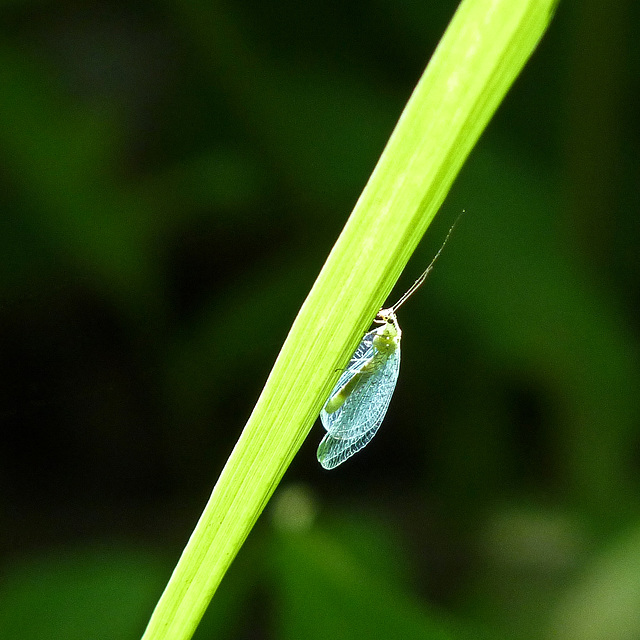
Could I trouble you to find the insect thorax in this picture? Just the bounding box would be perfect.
[372,313,401,356]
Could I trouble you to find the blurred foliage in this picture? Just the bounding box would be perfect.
[0,1,639,639]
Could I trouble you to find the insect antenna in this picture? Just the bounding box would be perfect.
[388,211,464,314]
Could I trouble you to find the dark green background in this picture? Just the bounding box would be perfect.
[1,1,639,639]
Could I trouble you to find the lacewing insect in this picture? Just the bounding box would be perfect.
[317,216,462,470]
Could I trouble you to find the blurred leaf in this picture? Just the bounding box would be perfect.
[168,0,401,209]
[270,524,494,640]
[466,503,588,639]
[0,44,160,317]
[0,541,260,640]
[0,545,166,640]
[440,146,640,519]
[546,521,640,640]
[161,249,316,438]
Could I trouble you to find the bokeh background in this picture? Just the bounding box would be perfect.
[1,1,639,639]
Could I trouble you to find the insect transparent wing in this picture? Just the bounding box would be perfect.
[320,331,375,438]
[317,425,379,470]
[321,339,399,439]
[318,347,400,469]
[327,330,376,396]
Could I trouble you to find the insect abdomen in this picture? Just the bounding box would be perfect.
[324,352,386,414]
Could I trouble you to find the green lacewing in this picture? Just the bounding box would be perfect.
[318,216,462,469]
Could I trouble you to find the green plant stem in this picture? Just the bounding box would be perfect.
[142,0,557,638]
